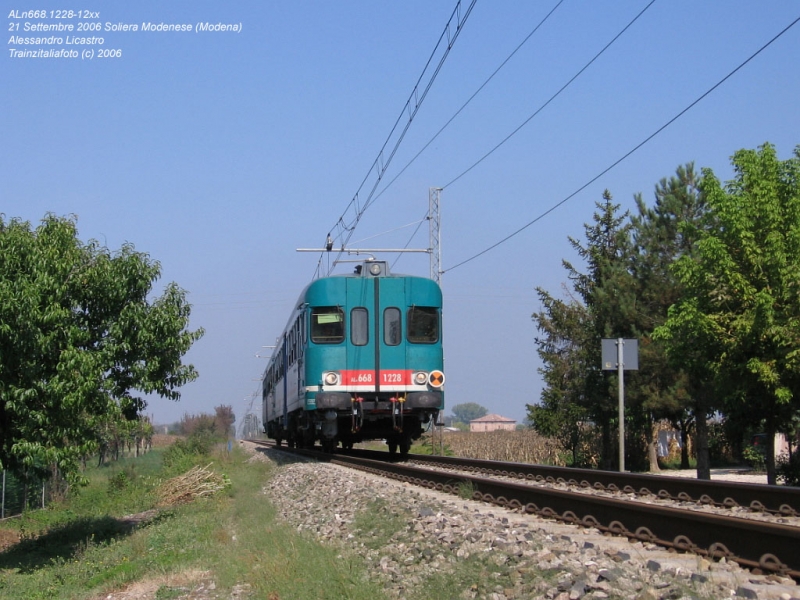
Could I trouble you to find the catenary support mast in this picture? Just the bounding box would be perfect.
[429,187,442,284]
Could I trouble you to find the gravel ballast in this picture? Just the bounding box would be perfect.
[244,443,800,600]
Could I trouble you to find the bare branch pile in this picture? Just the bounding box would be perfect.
[156,464,230,507]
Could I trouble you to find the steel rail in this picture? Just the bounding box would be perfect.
[344,448,800,516]
[316,452,800,579]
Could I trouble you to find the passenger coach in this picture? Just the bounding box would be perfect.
[262,260,444,454]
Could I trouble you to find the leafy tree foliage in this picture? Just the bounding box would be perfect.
[214,404,236,437]
[450,402,488,425]
[532,177,711,473]
[655,144,800,484]
[0,215,203,484]
[628,164,707,471]
[179,405,236,439]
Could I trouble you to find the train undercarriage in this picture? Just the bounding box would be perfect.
[266,393,441,455]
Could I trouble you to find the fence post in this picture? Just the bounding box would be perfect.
[2,470,5,519]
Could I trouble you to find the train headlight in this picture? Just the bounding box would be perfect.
[369,262,382,276]
[413,371,428,385]
[323,372,340,386]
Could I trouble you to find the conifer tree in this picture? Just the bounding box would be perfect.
[531,191,636,469]
[629,164,707,471]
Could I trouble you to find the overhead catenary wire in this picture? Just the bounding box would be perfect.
[350,218,429,246]
[390,210,431,270]
[314,0,477,278]
[443,13,800,274]
[392,0,646,272]
[370,0,565,208]
[442,0,656,191]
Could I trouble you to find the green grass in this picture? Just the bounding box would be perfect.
[658,456,697,470]
[419,555,511,600]
[0,442,747,600]
[0,445,388,600]
[351,498,408,549]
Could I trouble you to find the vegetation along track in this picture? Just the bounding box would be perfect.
[253,441,800,580]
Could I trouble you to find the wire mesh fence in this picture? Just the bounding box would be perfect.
[1,470,47,519]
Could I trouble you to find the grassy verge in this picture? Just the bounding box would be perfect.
[0,444,387,600]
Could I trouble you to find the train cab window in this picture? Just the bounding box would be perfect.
[407,306,439,343]
[384,307,401,346]
[310,307,344,343]
[350,307,369,346]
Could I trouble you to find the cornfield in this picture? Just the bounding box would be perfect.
[437,430,566,465]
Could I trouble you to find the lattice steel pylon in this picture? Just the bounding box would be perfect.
[429,187,442,284]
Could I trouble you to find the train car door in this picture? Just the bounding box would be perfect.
[377,277,407,389]
[345,277,376,390]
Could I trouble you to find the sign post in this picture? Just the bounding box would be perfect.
[601,338,638,472]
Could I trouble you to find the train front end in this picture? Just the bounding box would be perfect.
[305,260,443,454]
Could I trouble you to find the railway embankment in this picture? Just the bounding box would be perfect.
[247,441,800,600]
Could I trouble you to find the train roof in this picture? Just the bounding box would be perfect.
[303,259,436,288]
[263,260,440,362]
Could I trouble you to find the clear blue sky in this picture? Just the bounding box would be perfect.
[3,1,799,432]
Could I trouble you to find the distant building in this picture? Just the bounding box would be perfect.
[469,414,516,432]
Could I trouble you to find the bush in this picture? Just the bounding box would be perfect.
[107,471,130,493]
[777,451,800,486]
[107,464,139,494]
[742,444,766,472]
[161,432,217,473]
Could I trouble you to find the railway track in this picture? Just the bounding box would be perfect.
[355,449,800,517]
[252,441,800,580]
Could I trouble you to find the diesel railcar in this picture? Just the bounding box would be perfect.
[262,260,444,454]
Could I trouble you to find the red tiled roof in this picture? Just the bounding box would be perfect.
[470,414,516,423]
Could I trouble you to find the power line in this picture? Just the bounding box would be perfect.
[390,209,430,271]
[314,0,477,278]
[371,0,565,207]
[392,0,649,274]
[442,0,656,190]
[444,14,800,274]
[351,218,428,245]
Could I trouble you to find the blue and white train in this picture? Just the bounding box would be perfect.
[262,260,444,454]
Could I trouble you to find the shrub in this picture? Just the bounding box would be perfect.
[742,444,766,472]
[161,432,217,473]
[107,464,139,494]
[777,451,800,486]
[107,471,130,493]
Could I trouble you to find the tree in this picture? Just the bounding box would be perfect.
[215,404,236,438]
[0,215,204,484]
[561,191,637,469]
[655,144,800,484]
[629,164,707,471]
[450,402,488,425]
[527,289,594,466]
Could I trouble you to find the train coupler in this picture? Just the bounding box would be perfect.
[351,396,364,433]
[390,396,406,432]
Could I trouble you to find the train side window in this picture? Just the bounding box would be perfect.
[296,316,305,359]
[384,307,401,346]
[407,306,439,343]
[311,307,344,343]
[350,307,369,346]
